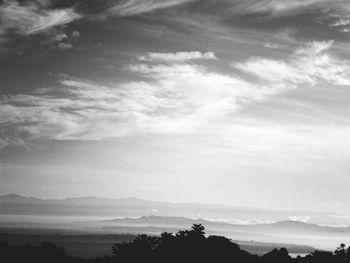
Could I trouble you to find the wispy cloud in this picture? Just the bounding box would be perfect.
[329,18,350,27]
[223,0,335,16]
[294,40,334,55]
[57,42,72,50]
[0,0,81,39]
[289,216,310,223]
[1,42,350,148]
[105,0,191,17]
[233,40,350,86]
[0,50,286,147]
[263,43,280,49]
[253,0,327,14]
[138,51,217,62]
[328,18,350,33]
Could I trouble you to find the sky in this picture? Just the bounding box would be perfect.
[0,0,350,214]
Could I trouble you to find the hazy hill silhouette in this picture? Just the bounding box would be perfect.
[0,194,343,226]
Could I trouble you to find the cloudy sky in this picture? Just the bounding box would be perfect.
[1,0,350,213]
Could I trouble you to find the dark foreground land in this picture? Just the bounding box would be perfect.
[0,228,314,258]
[1,224,349,263]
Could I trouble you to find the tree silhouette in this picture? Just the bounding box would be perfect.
[262,248,291,263]
[191,224,206,237]
[1,225,349,263]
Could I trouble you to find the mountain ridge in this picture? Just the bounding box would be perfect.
[100,215,350,230]
[1,194,349,229]
[0,194,339,214]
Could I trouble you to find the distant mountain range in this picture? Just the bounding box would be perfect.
[1,194,349,227]
[86,215,350,241]
[1,194,350,251]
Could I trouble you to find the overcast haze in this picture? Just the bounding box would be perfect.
[1,0,350,214]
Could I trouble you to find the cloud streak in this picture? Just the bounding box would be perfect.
[232,0,328,15]
[138,51,217,62]
[0,50,284,146]
[1,42,350,148]
[105,0,192,17]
